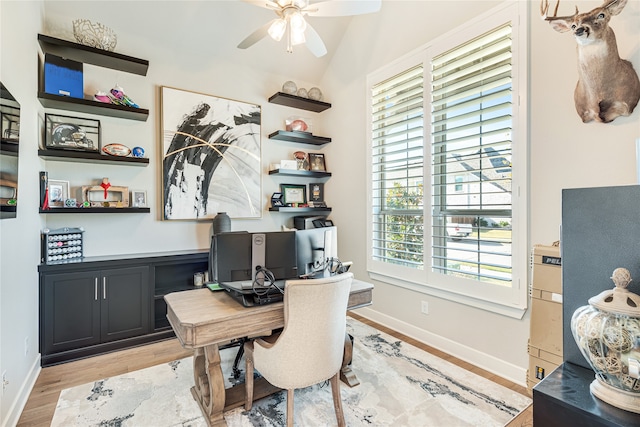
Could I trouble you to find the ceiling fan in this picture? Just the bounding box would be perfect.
[237,0,381,57]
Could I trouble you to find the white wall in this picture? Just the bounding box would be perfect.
[2,0,639,423]
[321,0,640,385]
[1,1,46,425]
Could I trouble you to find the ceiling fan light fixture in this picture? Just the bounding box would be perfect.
[268,18,287,42]
[289,11,307,32]
[291,28,306,46]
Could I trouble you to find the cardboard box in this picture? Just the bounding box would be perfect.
[528,340,562,365]
[528,352,560,384]
[532,244,561,294]
[529,295,563,356]
[43,54,83,99]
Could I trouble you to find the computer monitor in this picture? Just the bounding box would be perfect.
[261,231,298,280]
[209,230,298,283]
[295,226,338,278]
[209,231,252,283]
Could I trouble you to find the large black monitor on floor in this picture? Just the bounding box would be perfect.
[209,231,298,283]
[295,226,338,278]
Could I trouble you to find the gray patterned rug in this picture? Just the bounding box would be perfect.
[51,317,531,426]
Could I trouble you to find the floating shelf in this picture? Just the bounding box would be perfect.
[269,207,332,213]
[40,207,150,214]
[38,34,149,76]
[37,92,149,121]
[0,140,19,155]
[268,130,331,146]
[268,92,331,113]
[269,169,331,178]
[38,149,149,166]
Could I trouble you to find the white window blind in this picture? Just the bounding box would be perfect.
[371,65,425,268]
[431,23,513,286]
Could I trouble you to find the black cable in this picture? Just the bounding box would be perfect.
[252,266,284,295]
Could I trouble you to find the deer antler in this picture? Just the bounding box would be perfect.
[540,0,579,21]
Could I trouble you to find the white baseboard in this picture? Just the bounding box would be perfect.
[2,354,41,427]
[354,307,528,387]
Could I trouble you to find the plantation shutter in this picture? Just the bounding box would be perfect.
[371,65,425,268]
[431,23,513,284]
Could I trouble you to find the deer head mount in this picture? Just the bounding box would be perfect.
[541,0,640,123]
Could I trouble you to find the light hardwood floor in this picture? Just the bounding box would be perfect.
[17,312,532,426]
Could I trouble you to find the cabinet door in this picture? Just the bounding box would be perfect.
[100,266,150,342]
[42,271,101,355]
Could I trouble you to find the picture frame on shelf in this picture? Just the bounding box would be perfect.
[309,153,326,171]
[281,184,306,206]
[132,190,147,207]
[48,179,69,208]
[44,113,100,153]
[309,183,324,203]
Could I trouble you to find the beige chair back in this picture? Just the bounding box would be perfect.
[252,272,353,390]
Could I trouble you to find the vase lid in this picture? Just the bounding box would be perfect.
[588,267,640,316]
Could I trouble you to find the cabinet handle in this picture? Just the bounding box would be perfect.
[103,277,107,299]
[94,278,98,301]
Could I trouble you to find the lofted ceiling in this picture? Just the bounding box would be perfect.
[41,0,357,83]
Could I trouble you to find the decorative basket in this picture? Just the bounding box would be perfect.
[72,19,117,51]
[571,267,640,414]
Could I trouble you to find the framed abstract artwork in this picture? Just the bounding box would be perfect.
[160,86,262,220]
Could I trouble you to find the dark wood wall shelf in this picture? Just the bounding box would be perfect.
[268,92,331,112]
[268,130,331,146]
[269,169,331,178]
[38,149,149,166]
[269,207,332,213]
[38,34,149,76]
[37,92,149,121]
[0,141,19,155]
[40,207,150,214]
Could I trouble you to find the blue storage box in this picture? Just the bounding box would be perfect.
[44,54,83,99]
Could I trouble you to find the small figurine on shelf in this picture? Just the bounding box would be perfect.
[100,177,111,199]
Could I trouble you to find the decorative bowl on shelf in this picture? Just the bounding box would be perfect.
[571,267,640,414]
[72,19,117,51]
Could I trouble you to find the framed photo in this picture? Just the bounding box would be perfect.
[309,153,326,171]
[44,113,100,152]
[281,184,306,205]
[132,190,147,207]
[161,86,262,220]
[308,183,324,202]
[48,179,69,208]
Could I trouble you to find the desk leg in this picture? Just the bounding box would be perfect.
[191,345,227,427]
[340,333,360,387]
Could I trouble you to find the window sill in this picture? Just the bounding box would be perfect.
[368,271,527,320]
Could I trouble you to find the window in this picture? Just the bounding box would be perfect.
[367,2,527,317]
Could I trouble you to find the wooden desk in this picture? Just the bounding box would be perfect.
[165,279,373,427]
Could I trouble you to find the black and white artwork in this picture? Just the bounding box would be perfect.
[161,87,261,220]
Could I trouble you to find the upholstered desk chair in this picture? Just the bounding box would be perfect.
[244,272,353,427]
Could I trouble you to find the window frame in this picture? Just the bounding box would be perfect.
[366,1,528,318]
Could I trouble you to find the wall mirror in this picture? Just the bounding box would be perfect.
[0,82,20,219]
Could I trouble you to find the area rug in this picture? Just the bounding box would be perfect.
[51,317,531,426]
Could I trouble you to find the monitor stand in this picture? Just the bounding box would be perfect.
[251,233,266,284]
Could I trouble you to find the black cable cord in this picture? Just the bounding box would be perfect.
[252,266,284,295]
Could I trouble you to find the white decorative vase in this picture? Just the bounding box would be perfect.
[570,267,640,414]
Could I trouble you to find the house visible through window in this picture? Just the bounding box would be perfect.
[366,2,527,316]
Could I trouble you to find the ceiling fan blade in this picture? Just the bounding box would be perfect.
[241,0,280,10]
[304,23,327,57]
[237,19,278,49]
[305,0,381,17]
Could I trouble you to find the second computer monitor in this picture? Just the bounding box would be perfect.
[295,226,338,278]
